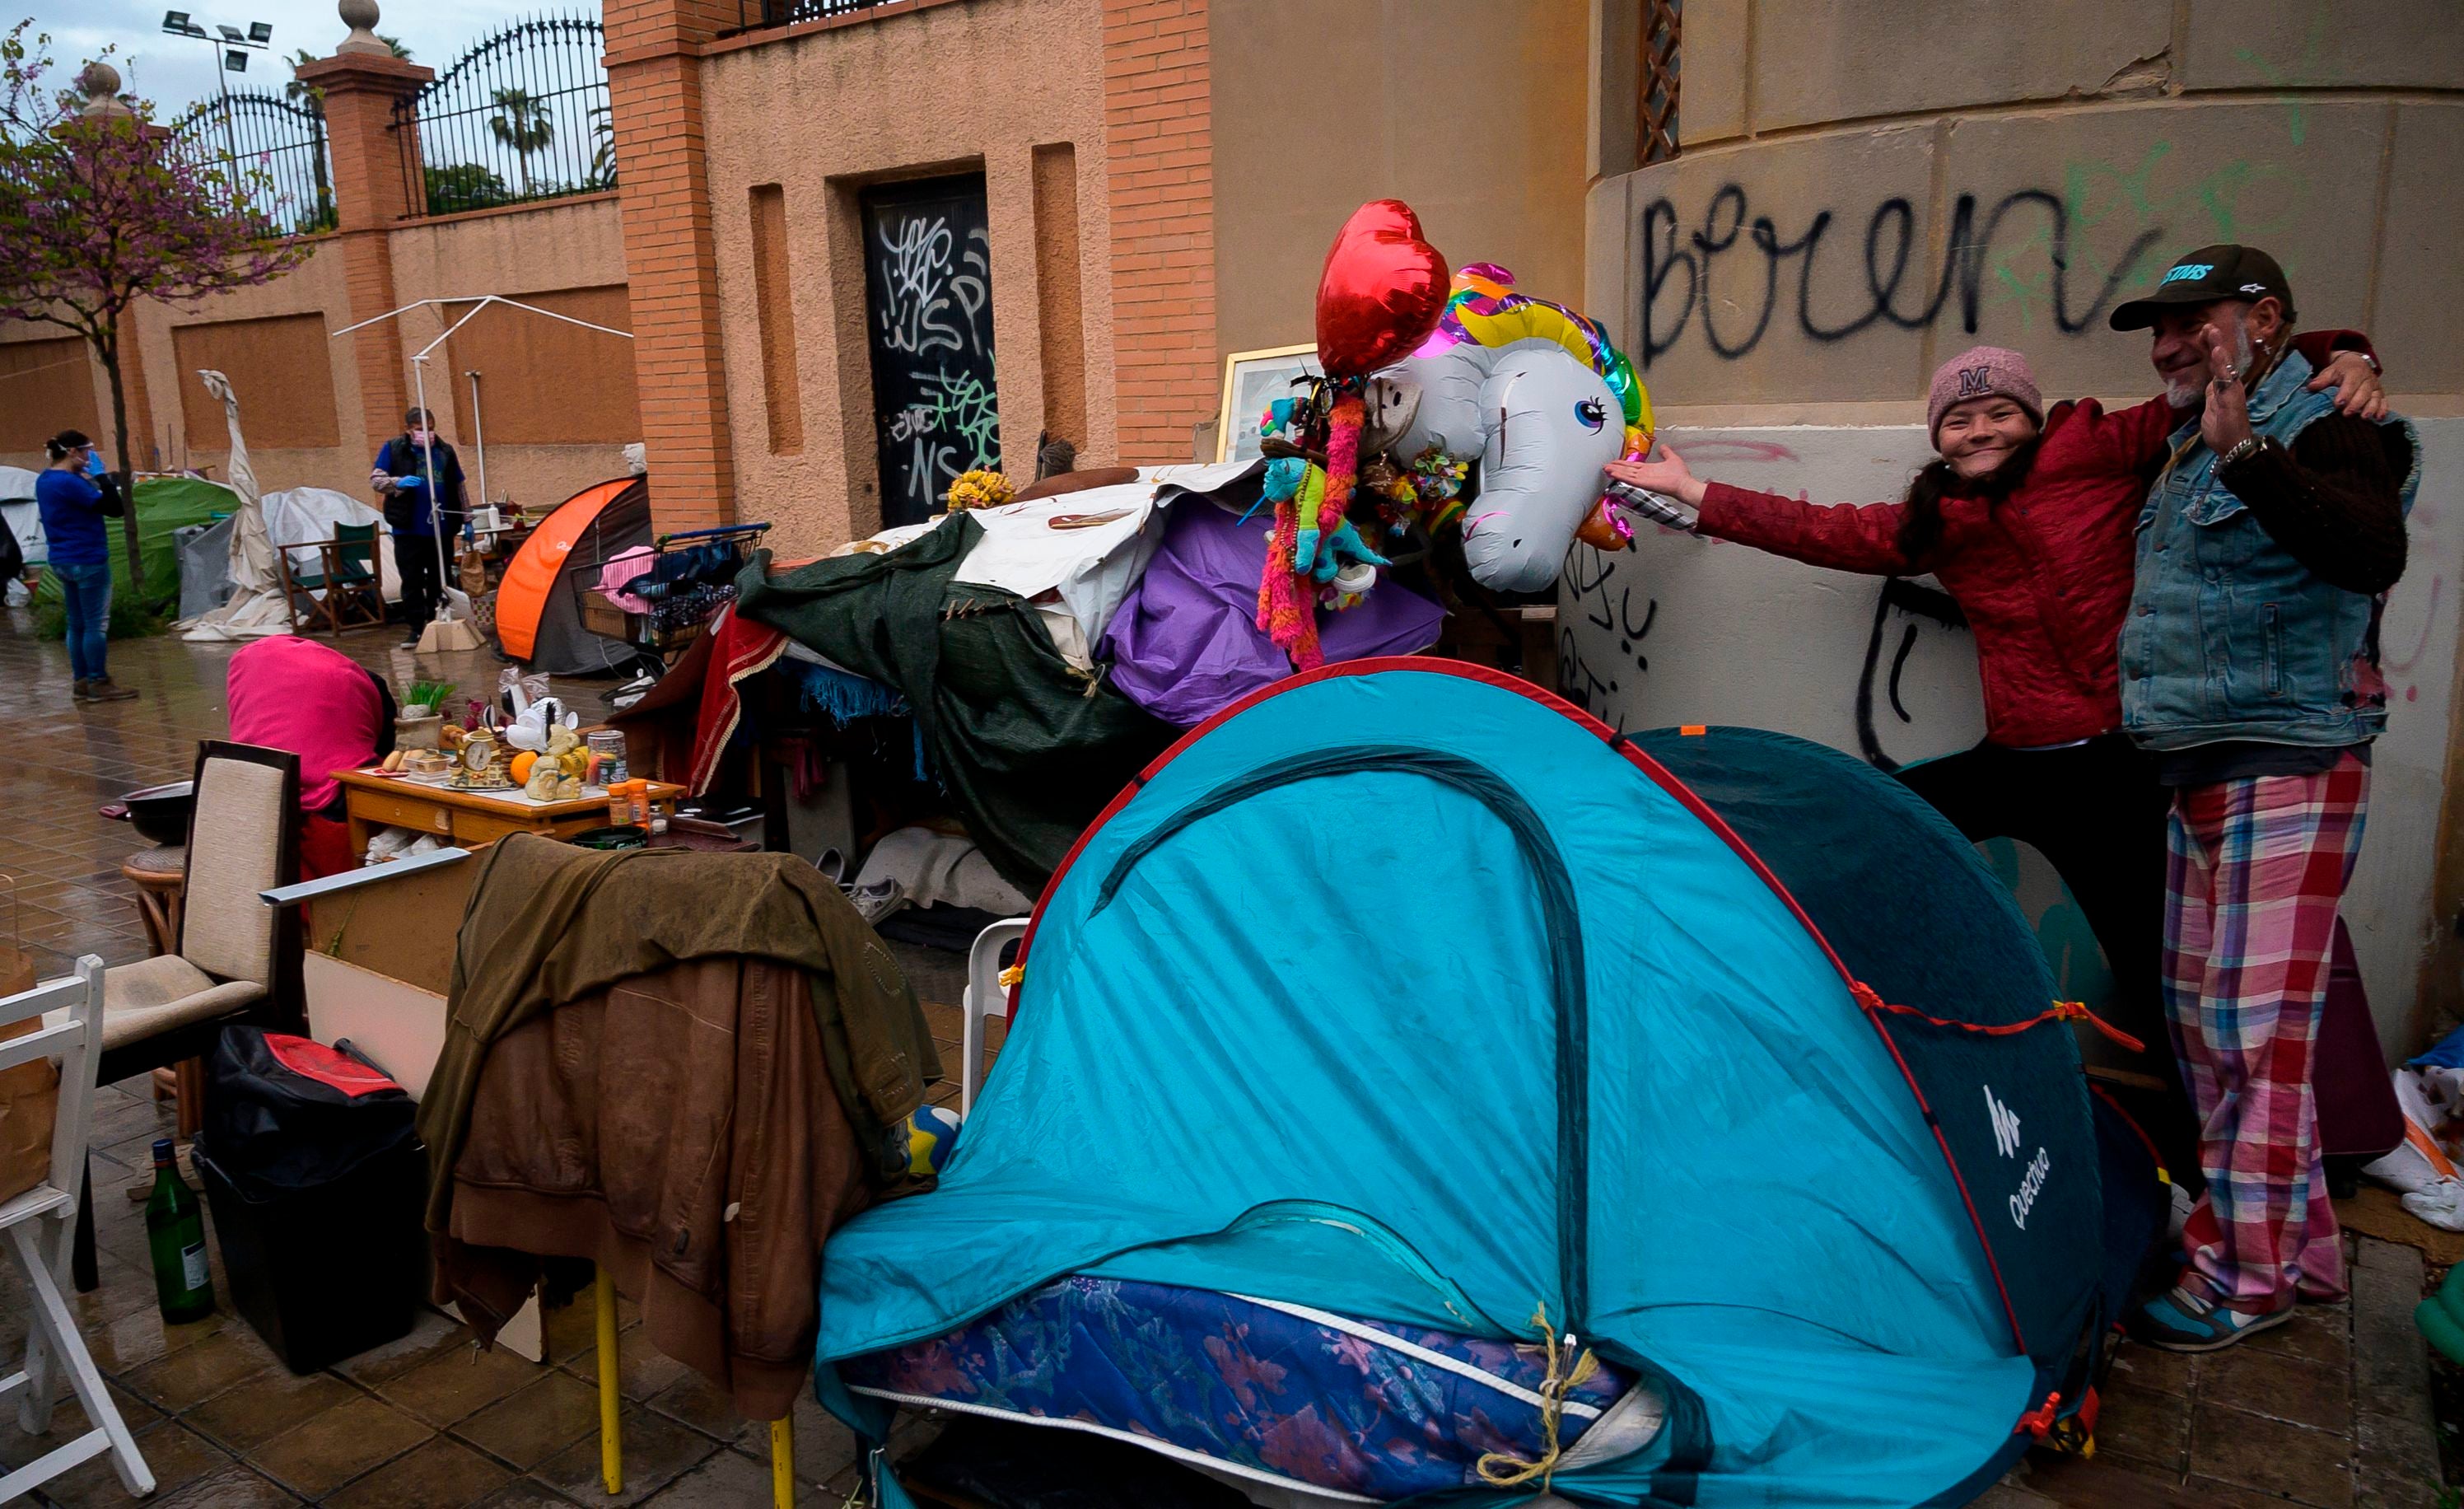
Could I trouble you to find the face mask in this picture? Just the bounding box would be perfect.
[408,428,435,447]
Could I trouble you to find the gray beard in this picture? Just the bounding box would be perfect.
[2164,323,2257,409]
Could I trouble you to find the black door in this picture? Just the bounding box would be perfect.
[861,174,999,527]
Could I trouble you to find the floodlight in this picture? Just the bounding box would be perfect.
[215,23,243,40]
[224,49,247,71]
[162,11,190,28]
[246,21,270,41]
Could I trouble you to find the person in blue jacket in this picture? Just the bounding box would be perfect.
[36,429,137,703]
[370,407,468,647]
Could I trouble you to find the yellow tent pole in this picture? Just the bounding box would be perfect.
[770,1416,795,1507]
[595,1267,623,1494]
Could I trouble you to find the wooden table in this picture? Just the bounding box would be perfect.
[334,768,687,857]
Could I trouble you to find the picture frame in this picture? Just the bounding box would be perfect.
[1215,343,1323,464]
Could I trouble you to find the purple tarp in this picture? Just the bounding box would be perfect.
[1099,501,1446,726]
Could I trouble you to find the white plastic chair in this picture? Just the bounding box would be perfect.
[0,956,155,1502]
[959,918,1029,1115]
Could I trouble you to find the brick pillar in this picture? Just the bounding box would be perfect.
[1102,0,1216,465]
[604,0,738,530]
[295,44,432,455]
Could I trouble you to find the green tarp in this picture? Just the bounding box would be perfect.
[35,475,237,610]
[735,514,1174,895]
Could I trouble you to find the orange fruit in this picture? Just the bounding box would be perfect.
[510,750,537,784]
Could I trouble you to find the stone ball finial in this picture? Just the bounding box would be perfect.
[76,60,131,117]
[336,0,388,55]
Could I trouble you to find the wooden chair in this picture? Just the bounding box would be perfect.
[72,741,303,1292]
[0,958,156,1501]
[276,525,385,636]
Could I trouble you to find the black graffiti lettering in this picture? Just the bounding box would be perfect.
[1855,578,1969,771]
[1638,185,2167,367]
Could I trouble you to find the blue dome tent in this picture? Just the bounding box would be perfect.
[815,661,2160,1507]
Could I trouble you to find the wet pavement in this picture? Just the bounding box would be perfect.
[0,613,2439,1507]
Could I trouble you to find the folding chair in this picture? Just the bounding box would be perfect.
[0,957,155,1502]
[959,918,1029,1115]
[320,523,386,633]
[275,527,384,636]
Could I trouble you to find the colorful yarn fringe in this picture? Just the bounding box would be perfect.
[1256,391,1365,670]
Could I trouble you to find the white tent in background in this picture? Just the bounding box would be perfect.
[2,465,40,607]
[178,369,396,640]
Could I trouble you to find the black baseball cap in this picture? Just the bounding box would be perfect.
[2109,244,2297,330]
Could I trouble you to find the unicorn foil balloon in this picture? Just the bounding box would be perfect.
[1379,264,1654,592]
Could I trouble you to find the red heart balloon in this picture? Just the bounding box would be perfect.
[1314,200,1450,379]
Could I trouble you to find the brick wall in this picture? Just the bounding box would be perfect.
[605,0,743,530]
[1102,0,1216,465]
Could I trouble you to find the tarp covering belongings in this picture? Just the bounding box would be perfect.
[814,662,2160,1507]
[496,475,651,673]
[735,512,1176,895]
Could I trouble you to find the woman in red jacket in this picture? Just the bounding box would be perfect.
[1604,337,2382,1174]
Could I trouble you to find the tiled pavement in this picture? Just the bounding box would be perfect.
[0,614,2443,1507]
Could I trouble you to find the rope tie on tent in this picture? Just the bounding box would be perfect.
[1474,1305,1598,1490]
[1849,983,2144,1054]
[997,964,1023,989]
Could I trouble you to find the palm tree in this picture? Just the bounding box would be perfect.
[487,86,553,196]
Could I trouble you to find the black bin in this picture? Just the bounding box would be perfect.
[194,1028,426,1375]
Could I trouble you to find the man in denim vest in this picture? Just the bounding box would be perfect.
[2112,246,2420,1351]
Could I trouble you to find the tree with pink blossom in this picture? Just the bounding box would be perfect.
[0,20,310,586]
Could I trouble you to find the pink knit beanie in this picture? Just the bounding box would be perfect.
[1928,346,2043,446]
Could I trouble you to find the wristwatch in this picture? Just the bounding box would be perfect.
[2218,435,2266,471]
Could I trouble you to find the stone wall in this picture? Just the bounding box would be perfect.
[1585,0,2464,420]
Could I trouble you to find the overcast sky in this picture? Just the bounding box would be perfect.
[28,0,578,119]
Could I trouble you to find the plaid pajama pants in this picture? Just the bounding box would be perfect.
[2163,752,2369,1310]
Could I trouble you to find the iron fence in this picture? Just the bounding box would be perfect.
[168,89,335,237]
[727,0,896,36]
[394,14,613,218]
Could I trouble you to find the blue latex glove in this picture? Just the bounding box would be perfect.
[1309,518,1388,584]
[83,451,105,479]
[393,474,426,491]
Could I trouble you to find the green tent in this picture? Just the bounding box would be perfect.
[35,476,238,611]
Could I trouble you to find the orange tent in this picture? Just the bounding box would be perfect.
[494,475,651,670]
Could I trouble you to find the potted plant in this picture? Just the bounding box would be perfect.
[395,680,455,750]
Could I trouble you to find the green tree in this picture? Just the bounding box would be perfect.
[1,23,309,585]
[487,86,551,195]
[422,160,507,216]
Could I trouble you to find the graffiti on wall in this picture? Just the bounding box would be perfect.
[861,175,999,526]
[1634,145,2306,367]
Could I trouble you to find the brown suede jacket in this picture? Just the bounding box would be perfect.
[423,835,940,1420]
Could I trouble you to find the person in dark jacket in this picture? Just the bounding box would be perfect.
[2115,247,2420,1352]
[1604,334,2383,1185]
[371,407,469,647]
[36,428,138,703]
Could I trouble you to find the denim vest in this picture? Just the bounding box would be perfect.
[2119,351,2421,750]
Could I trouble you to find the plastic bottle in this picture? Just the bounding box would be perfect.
[144,1138,215,1324]
[608,785,632,827]
[628,781,651,827]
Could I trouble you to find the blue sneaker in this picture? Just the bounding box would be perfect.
[2130,1283,2294,1352]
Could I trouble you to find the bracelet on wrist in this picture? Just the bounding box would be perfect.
[2219,435,2265,470]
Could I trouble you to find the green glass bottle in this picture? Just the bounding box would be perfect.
[143,1138,215,1324]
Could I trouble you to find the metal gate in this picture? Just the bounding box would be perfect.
[860,174,998,528]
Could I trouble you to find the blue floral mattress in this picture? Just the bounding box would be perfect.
[838,1274,1640,1502]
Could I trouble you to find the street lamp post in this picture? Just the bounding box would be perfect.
[160,11,272,169]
